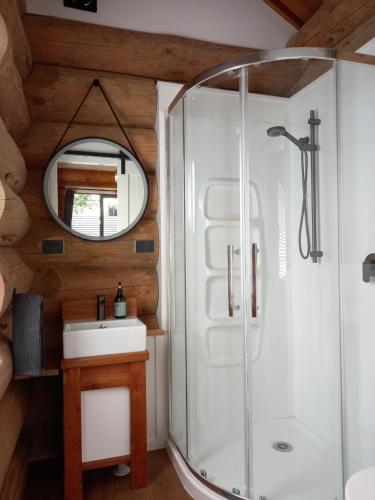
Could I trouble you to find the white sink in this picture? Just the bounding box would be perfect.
[63,317,147,359]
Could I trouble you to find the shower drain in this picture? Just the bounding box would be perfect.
[272,441,294,452]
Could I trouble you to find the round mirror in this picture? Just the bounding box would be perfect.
[43,138,149,241]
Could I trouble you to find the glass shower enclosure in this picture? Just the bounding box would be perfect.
[167,48,343,500]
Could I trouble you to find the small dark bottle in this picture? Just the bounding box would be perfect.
[114,282,126,319]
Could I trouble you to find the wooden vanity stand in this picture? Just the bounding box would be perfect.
[61,298,149,500]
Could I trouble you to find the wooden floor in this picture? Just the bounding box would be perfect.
[24,450,192,500]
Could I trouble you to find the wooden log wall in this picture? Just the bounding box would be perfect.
[0,12,29,140]
[0,0,32,78]
[15,63,159,347]
[0,116,27,193]
[0,1,33,498]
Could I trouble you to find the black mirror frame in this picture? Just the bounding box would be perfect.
[43,137,149,242]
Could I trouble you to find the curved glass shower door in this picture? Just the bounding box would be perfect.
[168,50,344,500]
[246,59,343,500]
[184,81,249,497]
[169,74,250,497]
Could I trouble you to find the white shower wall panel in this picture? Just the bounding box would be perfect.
[184,87,293,443]
[247,95,293,423]
[184,89,243,431]
[288,68,342,449]
[338,60,375,476]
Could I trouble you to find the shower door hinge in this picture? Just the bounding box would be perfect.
[200,469,207,479]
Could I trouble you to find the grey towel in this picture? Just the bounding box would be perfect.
[12,293,44,376]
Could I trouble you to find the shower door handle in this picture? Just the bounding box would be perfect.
[251,243,258,318]
[227,244,235,317]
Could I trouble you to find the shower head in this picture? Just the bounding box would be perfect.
[267,126,286,137]
[267,125,307,150]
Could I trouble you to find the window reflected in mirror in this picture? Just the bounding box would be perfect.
[44,138,148,241]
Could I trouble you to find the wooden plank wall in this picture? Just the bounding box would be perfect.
[15,63,159,346]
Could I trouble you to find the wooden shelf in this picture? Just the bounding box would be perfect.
[13,348,60,380]
[61,350,149,370]
[147,328,164,337]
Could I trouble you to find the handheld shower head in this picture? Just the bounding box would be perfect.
[267,126,287,137]
[267,125,307,150]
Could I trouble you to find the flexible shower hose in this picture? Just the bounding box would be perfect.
[298,149,311,259]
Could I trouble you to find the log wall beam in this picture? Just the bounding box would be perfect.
[0,0,32,79]
[0,179,30,245]
[19,122,157,174]
[24,64,156,129]
[0,248,34,318]
[0,116,27,193]
[23,14,256,83]
[0,14,30,140]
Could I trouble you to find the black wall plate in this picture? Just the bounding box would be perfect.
[63,0,97,13]
[135,240,154,253]
[42,240,64,254]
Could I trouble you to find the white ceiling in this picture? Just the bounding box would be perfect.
[25,0,295,49]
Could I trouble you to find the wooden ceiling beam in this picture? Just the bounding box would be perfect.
[263,0,322,29]
[263,0,304,29]
[23,14,256,84]
[287,0,375,51]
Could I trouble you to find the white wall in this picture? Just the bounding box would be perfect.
[146,335,168,450]
[287,68,342,450]
[339,60,375,477]
[151,82,184,454]
[156,82,182,331]
[26,0,295,50]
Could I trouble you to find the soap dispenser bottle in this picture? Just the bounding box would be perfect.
[114,282,126,319]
